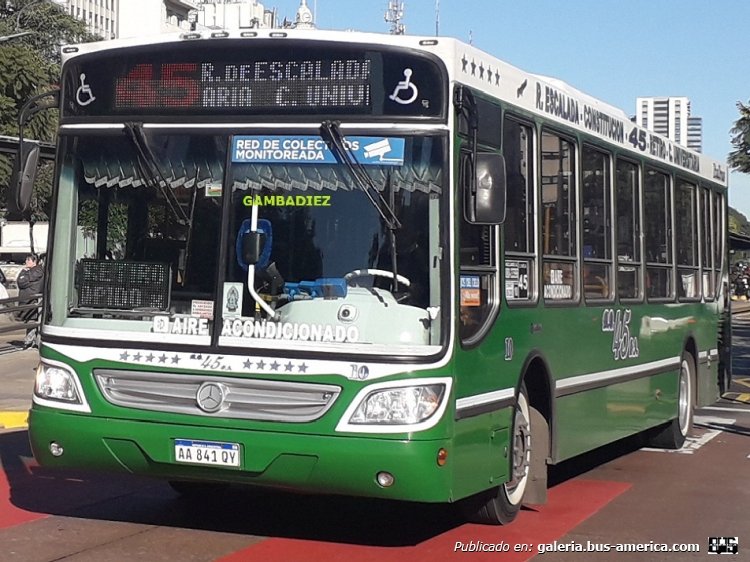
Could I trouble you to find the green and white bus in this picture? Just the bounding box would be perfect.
[23,29,729,524]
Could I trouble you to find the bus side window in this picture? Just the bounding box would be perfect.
[675,178,699,300]
[581,145,612,301]
[644,167,673,299]
[459,149,498,344]
[615,159,642,300]
[541,130,577,302]
[503,117,535,303]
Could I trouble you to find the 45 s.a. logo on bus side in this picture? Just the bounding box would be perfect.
[601,309,640,361]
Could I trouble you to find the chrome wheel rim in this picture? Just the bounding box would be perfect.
[504,392,530,505]
[678,359,690,436]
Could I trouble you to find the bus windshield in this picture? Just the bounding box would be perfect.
[48,129,446,356]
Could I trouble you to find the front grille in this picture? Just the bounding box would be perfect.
[94,369,340,422]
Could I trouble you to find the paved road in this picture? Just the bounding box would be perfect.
[0,309,748,561]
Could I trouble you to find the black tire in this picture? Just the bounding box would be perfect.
[647,351,694,449]
[466,384,531,525]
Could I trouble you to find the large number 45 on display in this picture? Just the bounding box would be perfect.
[115,63,200,108]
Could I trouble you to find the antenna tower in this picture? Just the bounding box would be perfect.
[385,1,405,35]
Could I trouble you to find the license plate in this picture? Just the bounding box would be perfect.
[174,439,241,468]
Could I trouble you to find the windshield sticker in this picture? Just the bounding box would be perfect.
[191,299,214,320]
[460,275,481,307]
[222,283,244,317]
[221,317,359,343]
[232,136,405,166]
[205,181,222,198]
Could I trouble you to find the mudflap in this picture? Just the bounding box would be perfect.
[524,406,549,505]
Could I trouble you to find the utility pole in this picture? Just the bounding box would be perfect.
[435,0,439,36]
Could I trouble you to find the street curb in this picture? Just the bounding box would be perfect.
[0,412,28,429]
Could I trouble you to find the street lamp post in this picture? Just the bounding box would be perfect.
[0,31,33,43]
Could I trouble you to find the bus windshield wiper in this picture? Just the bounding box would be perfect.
[320,121,401,231]
[320,121,402,291]
[123,122,190,226]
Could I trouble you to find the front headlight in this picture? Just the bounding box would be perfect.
[350,384,445,425]
[336,377,452,433]
[33,361,89,411]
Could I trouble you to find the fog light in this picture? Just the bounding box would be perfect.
[49,442,64,457]
[376,471,395,488]
[437,447,448,466]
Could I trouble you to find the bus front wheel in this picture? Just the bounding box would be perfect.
[466,384,532,525]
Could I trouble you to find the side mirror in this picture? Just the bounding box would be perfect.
[464,152,506,225]
[235,218,273,271]
[9,141,40,214]
[241,231,264,265]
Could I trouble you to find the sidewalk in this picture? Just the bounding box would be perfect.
[0,302,31,352]
[0,348,38,430]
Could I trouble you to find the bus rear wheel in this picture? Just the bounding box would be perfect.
[647,351,694,449]
[467,384,531,525]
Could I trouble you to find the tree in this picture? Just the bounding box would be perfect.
[729,99,750,174]
[0,0,97,219]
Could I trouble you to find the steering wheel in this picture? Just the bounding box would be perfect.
[344,269,412,288]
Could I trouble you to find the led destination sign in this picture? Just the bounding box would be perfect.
[115,58,373,111]
[62,40,445,120]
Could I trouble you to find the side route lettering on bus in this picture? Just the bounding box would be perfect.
[533,81,702,176]
[601,309,640,360]
[535,83,580,125]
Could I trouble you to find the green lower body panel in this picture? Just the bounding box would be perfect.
[29,408,454,503]
[555,370,679,461]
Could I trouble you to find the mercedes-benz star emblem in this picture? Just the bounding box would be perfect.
[196,382,226,413]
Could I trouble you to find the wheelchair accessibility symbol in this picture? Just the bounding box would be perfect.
[76,73,96,107]
[389,68,418,105]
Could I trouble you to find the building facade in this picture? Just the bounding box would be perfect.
[635,96,703,153]
[56,0,200,39]
[55,1,314,39]
[197,0,277,30]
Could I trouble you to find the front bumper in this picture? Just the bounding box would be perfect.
[28,408,454,503]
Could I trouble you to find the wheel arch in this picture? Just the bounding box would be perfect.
[681,333,698,406]
[514,351,554,504]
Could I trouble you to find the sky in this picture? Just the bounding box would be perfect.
[269,0,750,215]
